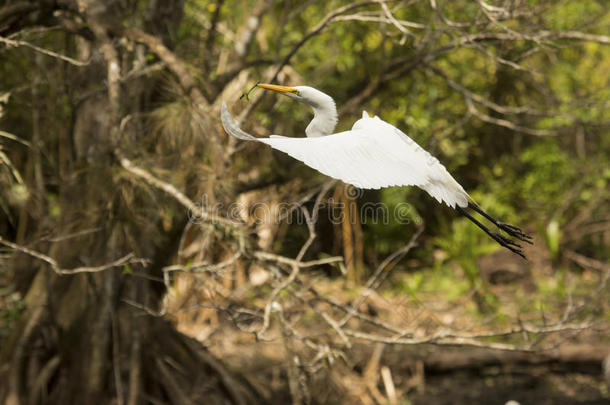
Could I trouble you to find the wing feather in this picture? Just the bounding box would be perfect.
[221,102,469,207]
[259,130,430,190]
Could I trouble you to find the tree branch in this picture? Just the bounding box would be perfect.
[0,35,89,66]
[0,236,147,275]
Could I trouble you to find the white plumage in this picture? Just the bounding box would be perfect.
[223,106,468,207]
[221,83,532,258]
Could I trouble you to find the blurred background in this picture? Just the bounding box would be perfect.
[0,0,609,404]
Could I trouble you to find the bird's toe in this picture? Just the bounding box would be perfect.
[497,222,533,244]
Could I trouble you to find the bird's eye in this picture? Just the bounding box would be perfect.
[291,90,300,95]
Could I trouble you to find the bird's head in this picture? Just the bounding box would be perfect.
[257,83,334,110]
[256,83,338,137]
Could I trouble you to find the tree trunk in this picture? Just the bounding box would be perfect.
[0,1,260,404]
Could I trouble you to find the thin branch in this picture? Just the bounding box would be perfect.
[339,227,423,327]
[0,236,146,275]
[232,0,273,58]
[253,251,343,268]
[256,186,331,340]
[270,0,379,82]
[426,64,547,115]
[333,13,425,29]
[257,261,300,340]
[116,150,242,230]
[0,35,89,66]
[204,0,225,59]
[565,250,610,273]
[122,298,165,317]
[117,27,210,107]
[343,329,527,351]
[457,30,610,46]
[238,0,380,122]
[465,99,555,136]
[0,129,31,147]
[375,0,415,42]
[540,30,610,45]
[342,320,599,351]
[163,252,242,274]
[0,149,25,183]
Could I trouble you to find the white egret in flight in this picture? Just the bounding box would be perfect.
[221,83,532,258]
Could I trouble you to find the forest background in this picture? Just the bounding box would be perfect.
[0,0,609,404]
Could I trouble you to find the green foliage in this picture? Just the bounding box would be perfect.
[215,0,610,308]
[0,295,25,342]
[543,219,562,260]
[1,0,608,336]
[364,187,422,257]
[433,218,500,312]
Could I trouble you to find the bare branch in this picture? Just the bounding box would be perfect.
[269,0,380,83]
[426,64,546,115]
[341,319,599,351]
[233,0,273,58]
[253,251,343,268]
[0,129,30,147]
[465,99,555,136]
[0,35,89,66]
[163,252,243,274]
[375,0,415,43]
[0,236,146,275]
[565,250,610,273]
[0,149,25,184]
[458,30,610,46]
[334,13,425,30]
[116,150,242,230]
[256,185,332,340]
[339,227,423,327]
[540,30,610,45]
[117,27,210,107]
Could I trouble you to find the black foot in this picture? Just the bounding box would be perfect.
[467,202,533,246]
[457,206,529,259]
[490,231,526,259]
[496,221,533,244]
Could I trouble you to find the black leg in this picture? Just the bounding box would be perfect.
[468,202,533,244]
[457,206,526,259]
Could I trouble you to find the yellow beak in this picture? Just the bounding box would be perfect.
[257,83,298,94]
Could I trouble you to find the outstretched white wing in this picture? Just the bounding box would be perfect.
[221,102,469,207]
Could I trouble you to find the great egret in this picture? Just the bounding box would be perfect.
[221,83,532,258]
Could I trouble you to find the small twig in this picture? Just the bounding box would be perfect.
[116,150,242,230]
[121,61,165,82]
[0,149,25,183]
[343,329,527,351]
[316,306,352,348]
[257,262,300,340]
[122,298,165,317]
[253,251,343,268]
[239,81,260,101]
[380,366,397,405]
[426,64,546,116]
[565,250,610,273]
[0,35,89,66]
[0,130,31,147]
[0,236,146,275]
[465,99,555,136]
[45,227,102,242]
[339,227,423,327]
[163,252,242,273]
[256,195,328,339]
[376,0,414,43]
[239,0,380,122]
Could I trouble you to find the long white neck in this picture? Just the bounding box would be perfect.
[304,94,338,138]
